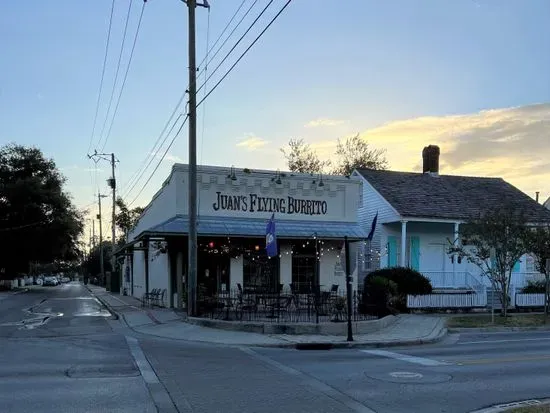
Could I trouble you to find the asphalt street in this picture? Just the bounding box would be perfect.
[0,283,158,413]
[2,283,550,413]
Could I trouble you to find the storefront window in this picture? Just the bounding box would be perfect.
[243,254,279,293]
[292,255,316,293]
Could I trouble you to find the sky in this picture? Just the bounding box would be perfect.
[1,0,549,239]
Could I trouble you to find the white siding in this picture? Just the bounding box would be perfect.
[129,175,178,241]
[132,248,146,299]
[352,171,401,281]
[149,250,170,307]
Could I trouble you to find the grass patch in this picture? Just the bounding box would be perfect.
[447,314,549,328]
[509,404,550,412]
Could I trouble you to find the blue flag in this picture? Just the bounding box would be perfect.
[367,212,378,241]
[265,213,277,257]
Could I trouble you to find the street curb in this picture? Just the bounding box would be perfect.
[470,398,550,412]
[130,324,448,350]
[267,327,449,350]
[85,286,119,321]
[449,326,550,333]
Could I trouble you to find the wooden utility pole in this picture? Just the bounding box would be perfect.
[97,192,108,283]
[183,0,209,316]
[109,153,117,278]
[88,151,118,287]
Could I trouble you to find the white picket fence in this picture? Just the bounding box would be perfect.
[407,293,487,309]
[515,293,545,308]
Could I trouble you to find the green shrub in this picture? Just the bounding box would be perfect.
[521,280,546,294]
[361,267,433,313]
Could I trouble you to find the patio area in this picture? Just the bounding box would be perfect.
[195,283,376,324]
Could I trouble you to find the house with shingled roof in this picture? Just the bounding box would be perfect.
[351,145,550,292]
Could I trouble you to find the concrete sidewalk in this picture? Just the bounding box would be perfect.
[86,284,447,348]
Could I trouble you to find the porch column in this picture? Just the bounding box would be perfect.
[400,220,407,267]
[453,222,460,284]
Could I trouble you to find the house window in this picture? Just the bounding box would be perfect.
[526,254,535,272]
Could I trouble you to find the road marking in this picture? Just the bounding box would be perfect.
[240,347,376,413]
[453,354,550,366]
[125,336,159,384]
[458,337,550,345]
[361,349,450,366]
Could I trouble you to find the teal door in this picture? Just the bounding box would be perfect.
[512,258,521,272]
[410,236,420,271]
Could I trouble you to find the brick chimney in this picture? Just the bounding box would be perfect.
[422,145,440,175]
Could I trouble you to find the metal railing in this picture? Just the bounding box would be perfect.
[422,271,484,291]
[196,288,377,323]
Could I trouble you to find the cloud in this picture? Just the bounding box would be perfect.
[149,151,184,163]
[236,135,269,151]
[164,154,184,163]
[304,118,346,128]
[310,103,550,200]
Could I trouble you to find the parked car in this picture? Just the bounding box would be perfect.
[61,277,70,283]
[43,276,58,286]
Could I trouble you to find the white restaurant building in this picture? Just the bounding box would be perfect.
[119,164,369,307]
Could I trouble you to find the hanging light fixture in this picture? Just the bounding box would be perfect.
[228,165,237,181]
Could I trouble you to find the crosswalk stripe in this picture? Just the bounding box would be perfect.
[361,349,451,366]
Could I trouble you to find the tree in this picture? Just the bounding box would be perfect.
[0,144,84,276]
[525,225,550,316]
[332,134,388,175]
[449,208,529,317]
[280,135,388,176]
[280,138,329,174]
[115,197,143,243]
[81,241,112,280]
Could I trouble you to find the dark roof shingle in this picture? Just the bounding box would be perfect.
[356,169,550,222]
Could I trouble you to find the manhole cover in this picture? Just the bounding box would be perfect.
[390,371,423,379]
[365,370,453,384]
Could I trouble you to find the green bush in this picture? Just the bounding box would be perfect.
[361,267,433,314]
[521,280,546,294]
[359,276,398,317]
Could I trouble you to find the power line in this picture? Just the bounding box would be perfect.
[101,0,148,153]
[123,0,288,206]
[120,1,253,198]
[128,115,189,207]
[197,0,293,108]
[96,0,134,151]
[196,0,250,76]
[196,0,273,96]
[199,6,211,165]
[119,95,185,198]
[122,0,258,196]
[87,0,116,155]
[122,108,187,201]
